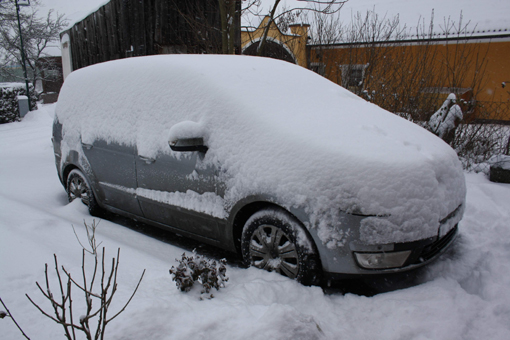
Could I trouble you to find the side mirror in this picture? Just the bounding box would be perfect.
[169,137,208,153]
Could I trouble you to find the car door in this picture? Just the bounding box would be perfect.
[135,148,223,240]
[81,139,143,216]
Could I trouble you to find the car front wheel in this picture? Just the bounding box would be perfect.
[241,208,321,285]
[66,169,101,216]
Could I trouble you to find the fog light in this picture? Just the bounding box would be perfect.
[354,250,412,269]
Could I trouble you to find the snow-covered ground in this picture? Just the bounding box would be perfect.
[1,105,510,339]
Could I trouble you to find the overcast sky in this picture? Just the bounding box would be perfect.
[36,0,510,31]
[37,0,108,27]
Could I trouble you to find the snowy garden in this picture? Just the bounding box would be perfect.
[1,0,509,338]
[1,104,510,339]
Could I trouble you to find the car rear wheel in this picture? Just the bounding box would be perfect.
[241,208,321,285]
[67,169,101,216]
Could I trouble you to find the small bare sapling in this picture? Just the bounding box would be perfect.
[26,220,145,340]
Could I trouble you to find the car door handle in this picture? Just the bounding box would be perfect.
[139,156,156,164]
[82,143,93,150]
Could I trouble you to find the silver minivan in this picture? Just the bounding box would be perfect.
[53,55,466,284]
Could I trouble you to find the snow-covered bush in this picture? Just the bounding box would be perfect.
[423,94,509,171]
[452,103,510,171]
[428,93,463,143]
[0,83,37,124]
[170,252,228,298]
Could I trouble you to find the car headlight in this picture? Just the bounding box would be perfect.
[354,250,412,269]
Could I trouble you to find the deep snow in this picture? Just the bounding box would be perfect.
[1,106,510,339]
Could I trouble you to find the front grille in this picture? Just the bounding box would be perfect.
[416,225,458,263]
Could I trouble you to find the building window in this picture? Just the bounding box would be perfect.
[310,62,325,76]
[44,69,61,80]
[340,64,367,90]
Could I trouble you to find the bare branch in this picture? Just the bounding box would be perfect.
[0,0,68,88]
[0,297,31,340]
[26,247,144,340]
[106,269,146,324]
[26,294,62,324]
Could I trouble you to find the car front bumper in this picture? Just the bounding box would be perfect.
[308,204,463,277]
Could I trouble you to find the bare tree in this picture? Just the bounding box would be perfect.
[0,0,67,88]
[170,0,341,56]
[308,9,507,169]
[309,11,440,119]
[309,10,493,119]
[243,0,346,57]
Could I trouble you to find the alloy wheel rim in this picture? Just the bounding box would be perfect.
[249,224,299,278]
[69,177,90,206]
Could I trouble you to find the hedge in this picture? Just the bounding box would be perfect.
[0,83,38,124]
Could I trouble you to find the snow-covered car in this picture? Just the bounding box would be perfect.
[52,55,466,284]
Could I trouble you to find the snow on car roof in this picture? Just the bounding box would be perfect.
[56,55,465,246]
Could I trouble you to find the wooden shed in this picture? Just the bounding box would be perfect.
[60,0,241,79]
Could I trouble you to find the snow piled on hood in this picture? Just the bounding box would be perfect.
[56,55,465,244]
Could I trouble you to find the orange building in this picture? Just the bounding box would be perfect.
[241,15,509,122]
[308,33,510,122]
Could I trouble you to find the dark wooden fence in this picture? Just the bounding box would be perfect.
[62,0,241,72]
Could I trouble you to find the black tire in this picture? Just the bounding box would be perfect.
[241,208,322,285]
[66,169,102,217]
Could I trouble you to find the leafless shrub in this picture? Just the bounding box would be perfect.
[26,249,145,340]
[26,221,145,340]
[72,220,103,256]
[425,95,509,170]
[453,102,510,171]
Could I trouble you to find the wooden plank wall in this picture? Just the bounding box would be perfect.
[63,0,241,72]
